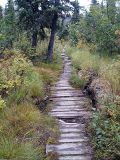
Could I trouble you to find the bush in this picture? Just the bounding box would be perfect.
[14,34,33,57]
[91,103,120,159]
[0,50,45,105]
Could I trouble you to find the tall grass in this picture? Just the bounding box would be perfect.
[0,39,62,159]
[66,43,120,159]
[0,103,59,159]
[0,138,39,160]
[66,45,120,94]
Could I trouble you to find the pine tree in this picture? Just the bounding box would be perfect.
[47,0,72,61]
[0,6,3,20]
[15,0,47,48]
[4,0,16,48]
[71,0,80,23]
[0,6,3,32]
[106,0,116,24]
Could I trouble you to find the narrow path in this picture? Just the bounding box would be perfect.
[46,52,93,160]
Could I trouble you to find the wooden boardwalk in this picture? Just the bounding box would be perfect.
[46,53,93,160]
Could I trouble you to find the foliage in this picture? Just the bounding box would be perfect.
[0,49,44,104]
[3,0,16,48]
[0,34,62,159]
[67,44,120,93]
[67,43,120,160]
[91,103,120,159]
[68,23,81,46]
[68,0,120,54]
[14,34,32,56]
[15,0,48,48]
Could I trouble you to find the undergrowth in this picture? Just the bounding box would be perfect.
[66,43,120,160]
[91,103,120,159]
[0,40,62,159]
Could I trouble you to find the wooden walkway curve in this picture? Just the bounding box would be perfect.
[46,52,93,160]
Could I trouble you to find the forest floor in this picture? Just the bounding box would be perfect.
[46,51,93,160]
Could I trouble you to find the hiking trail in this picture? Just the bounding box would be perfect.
[46,51,93,160]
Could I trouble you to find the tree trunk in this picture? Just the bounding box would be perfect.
[31,30,38,48]
[47,12,58,62]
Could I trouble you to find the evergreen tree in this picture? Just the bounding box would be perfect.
[71,0,80,23]
[0,6,3,20]
[15,0,47,48]
[47,0,72,61]
[106,0,116,24]
[0,6,3,32]
[4,0,16,48]
[0,6,4,54]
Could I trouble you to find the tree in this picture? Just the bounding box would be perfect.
[68,1,119,54]
[15,0,47,48]
[0,6,3,32]
[71,0,80,23]
[4,0,16,48]
[106,0,116,24]
[47,0,72,61]
[47,0,59,61]
[0,6,4,54]
[0,6,3,20]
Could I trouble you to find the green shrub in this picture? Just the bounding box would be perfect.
[91,103,120,159]
[0,50,45,105]
[14,34,33,57]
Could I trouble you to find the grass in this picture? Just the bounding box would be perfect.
[0,138,39,160]
[0,39,62,159]
[66,43,120,160]
[0,103,59,160]
[66,45,120,94]
[69,72,86,89]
